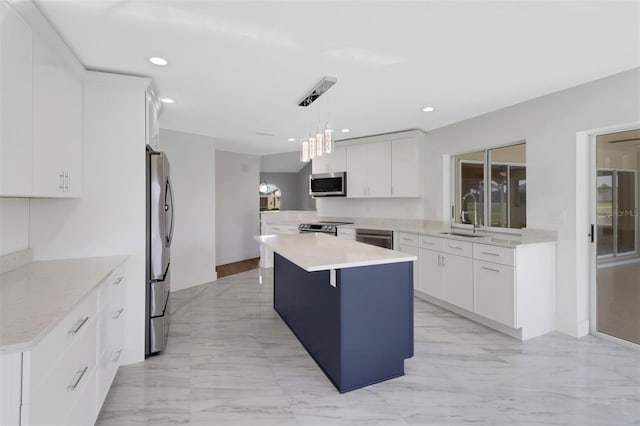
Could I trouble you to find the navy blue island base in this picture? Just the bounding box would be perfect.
[273,253,414,393]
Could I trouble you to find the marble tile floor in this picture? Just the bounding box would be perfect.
[96,268,640,426]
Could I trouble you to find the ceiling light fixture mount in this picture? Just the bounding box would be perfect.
[298,76,337,107]
[422,106,435,112]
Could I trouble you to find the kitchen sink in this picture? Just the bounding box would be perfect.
[440,232,485,238]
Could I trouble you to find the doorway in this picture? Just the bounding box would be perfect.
[592,128,640,347]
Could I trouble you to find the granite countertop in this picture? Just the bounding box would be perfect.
[255,233,416,272]
[0,256,127,352]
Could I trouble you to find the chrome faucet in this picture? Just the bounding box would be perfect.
[473,222,481,234]
[461,192,478,225]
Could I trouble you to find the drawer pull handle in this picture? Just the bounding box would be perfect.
[112,349,123,363]
[67,366,88,391]
[423,241,434,245]
[113,308,124,320]
[113,277,123,285]
[449,245,463,250]
[69,316,89,335]
[481,266,501,273]
[481,251,500,256]
[402,237,413,241]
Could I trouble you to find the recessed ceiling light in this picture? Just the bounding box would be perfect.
[288,138,296,142]
[341,128,350,133]
[160,98,175,104]
[422,106,435,112]
[149,57,168,66]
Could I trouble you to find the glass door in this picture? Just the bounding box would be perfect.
[594,129,640,346]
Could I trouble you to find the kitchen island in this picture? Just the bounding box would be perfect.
[255,233,416,393]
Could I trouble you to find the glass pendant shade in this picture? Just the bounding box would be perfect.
[324,127,333,154]
[316,131,324,157]
[309,136,316,160]
[300,139,309,162]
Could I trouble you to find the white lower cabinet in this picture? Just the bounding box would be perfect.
[96,266,127,409]
[6,260,127,426]
[441,253,473,311]
[396,233,420,290]
[474,260,515,327]
[415,235,556,340]
[260,224,300,268]
[418,248,442,298]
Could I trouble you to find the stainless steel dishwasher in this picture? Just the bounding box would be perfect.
[355,229,394,249]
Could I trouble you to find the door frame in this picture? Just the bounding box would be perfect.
[587,122,640,350]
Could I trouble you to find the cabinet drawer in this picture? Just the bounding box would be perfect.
[30,288,97,383]
[442,239,473,257]
[337,228,355,239]
[28,319,97,426]
[474,260,515,327]
[473,244,514,266]
[419,235,444,251]
[397,232,418,247]
[98,266,126,312]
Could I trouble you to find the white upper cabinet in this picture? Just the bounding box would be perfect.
[391,137,421,197]
[346,143,369,197]
[366,141,392,197]
[346,140,391,198]
[146,89,160,151]
[31,33,83,197]
[312,145,346,174]
[0,2,33,196]
[344,131,423,199]
[0,1,84,198]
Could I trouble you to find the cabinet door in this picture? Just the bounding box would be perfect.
[474,260,515,327]
[442,253,473,311]
[366,141,391,197]
[398,243,419,290]
[391,137,420,197]
[0,352,22,426]
[346,144,368,197]
[32,33,83,197]
[0,3,33,196]
[311,154,328,174]
[146,91,160,150]
[419,248,443,298]
[328,146,347,172]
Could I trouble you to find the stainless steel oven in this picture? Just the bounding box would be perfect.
[356,229,394,249]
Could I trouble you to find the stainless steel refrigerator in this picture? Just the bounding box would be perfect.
[146,146,174,356]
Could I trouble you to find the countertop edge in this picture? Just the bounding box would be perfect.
[0,256,128,353]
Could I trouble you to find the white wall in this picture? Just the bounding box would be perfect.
[215,150,260,265]
[29,71,149,365]
[423,68,640,337]
[160,129,217,291]
[0,198,29,255]
[318,197,424,220]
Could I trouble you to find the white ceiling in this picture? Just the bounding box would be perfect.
[34,1,640,156]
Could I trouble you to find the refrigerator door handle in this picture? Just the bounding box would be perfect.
[165,177,175,247]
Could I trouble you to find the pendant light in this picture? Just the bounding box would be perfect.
[309,135,316,160]
[300,138,309,163]
[297,76,337,162]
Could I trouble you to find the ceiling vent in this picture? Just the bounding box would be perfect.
[298,76,337,107]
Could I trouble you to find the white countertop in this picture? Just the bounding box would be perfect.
[338,223,556,248]
[255,233,416,272]
[0,256,126,352]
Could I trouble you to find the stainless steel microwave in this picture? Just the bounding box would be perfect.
[309,172,346,197]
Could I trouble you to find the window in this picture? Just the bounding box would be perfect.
[453,142,526,231]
